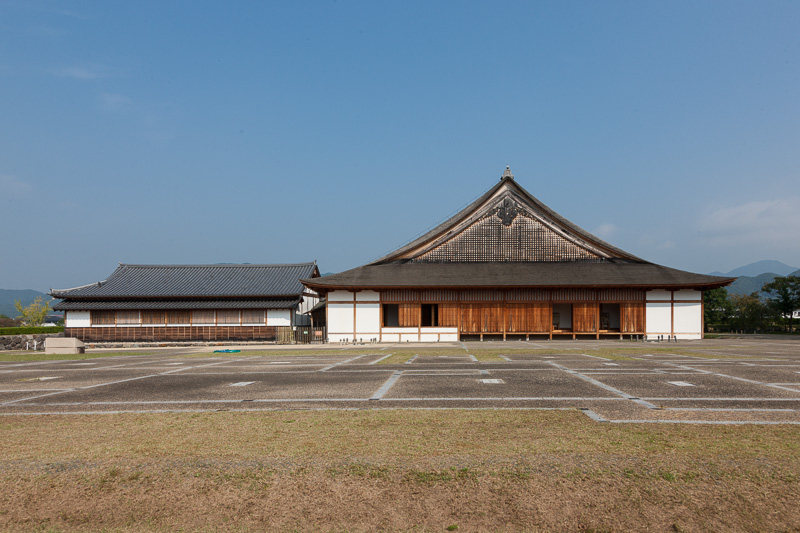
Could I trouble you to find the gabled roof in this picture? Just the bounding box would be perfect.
[372,169,642,264]
[51,263,319,299]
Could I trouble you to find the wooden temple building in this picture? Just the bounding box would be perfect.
[51,263,321,342]
[302,168,735,342]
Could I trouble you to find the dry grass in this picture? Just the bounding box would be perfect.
[0,351,155,362]
[1,410,799,531]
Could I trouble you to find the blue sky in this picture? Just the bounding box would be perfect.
[1,1,799,291]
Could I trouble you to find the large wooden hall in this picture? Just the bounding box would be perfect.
[303,167,734,342]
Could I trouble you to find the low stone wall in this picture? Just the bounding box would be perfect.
[0,332,65,351]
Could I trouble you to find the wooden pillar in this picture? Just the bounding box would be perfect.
[595,291,600,340]
[670,290,675,339]
[503,290,507,341]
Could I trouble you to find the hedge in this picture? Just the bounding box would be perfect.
[0,326,65,336]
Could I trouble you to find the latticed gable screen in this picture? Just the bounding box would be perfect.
[410,213,602,262]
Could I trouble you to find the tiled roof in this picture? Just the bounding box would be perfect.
[53,298,301,310]
[51,263,318,299]
[303,262,735,290]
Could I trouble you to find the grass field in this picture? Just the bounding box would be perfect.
[2,342,799,530]
[1,410,799,531]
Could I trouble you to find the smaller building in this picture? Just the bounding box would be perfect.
[51,263,320,342]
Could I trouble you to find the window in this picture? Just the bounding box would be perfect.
[116,311,139,325]
[382,304,399,327]
[91,310,115,325]
[167,310,191,325]
[217,310,240,325]
[141,311,166,325]
[192,310,215,325]
[421,304,439,327]
[241,310,265,325]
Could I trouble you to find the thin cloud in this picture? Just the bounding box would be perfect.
[100,92,131,111]
[592,222,618,239]
[698,197,800,246]
[0,175,32,196]
[52,64,105,80]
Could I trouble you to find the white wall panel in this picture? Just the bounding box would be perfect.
[646,302,671,334]
[674,302,702,334]
[66,311,90,327]
[355,303,380,334]
[328,291,354,302]
[266,310,291,326]
[356,291,380,302]
[328,333,353,343]
[647,290,672,301]
[382,327,419,334]
[674,289,702,301]
[327,303,354,334]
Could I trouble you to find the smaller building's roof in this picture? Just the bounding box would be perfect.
[53,298,301,311]
[51,263,319,299]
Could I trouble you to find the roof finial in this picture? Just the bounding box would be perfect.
[501,165,514,181]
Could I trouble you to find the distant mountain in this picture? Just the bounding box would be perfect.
[0,289,57,318]
[726,273,780,296]
[713,260,799,278]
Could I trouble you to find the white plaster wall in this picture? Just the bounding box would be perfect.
[646,302,672,335]
[421,327,458,334]
[647,290,672,301]
[381,333,400,342]
[382,327,418,334]
[355,303,380,334]
[266,310,291,326]
[328,291,354,302]
[328,303,354,335]
[328,333,353,343]
[674,302,702,336]
[66,311,90,327]
[356,291,380,302]
[674,289,702,301]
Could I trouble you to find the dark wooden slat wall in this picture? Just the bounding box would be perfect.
[66,326,280,342]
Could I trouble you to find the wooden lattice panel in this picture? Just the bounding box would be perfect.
[598,289,645,301]
[507,289,550,302]
[552,289,596,302]
[382,290,418,302]
[411,213,602,263]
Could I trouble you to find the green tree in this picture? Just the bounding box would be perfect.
[762,276,800,333]
[14,296,52,327]
[729,293,774,333]
[703,287,732,332]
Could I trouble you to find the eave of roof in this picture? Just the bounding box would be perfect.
[302,263,736,291]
